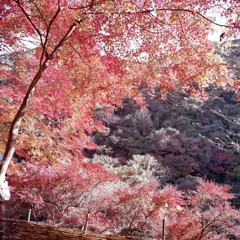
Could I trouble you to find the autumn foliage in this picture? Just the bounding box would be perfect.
[4,159,240,239]
[0,0,240,238]
[1,0,239,177]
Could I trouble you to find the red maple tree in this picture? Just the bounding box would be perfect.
[7,158,119,227]
[166,179,240,240]
[0,1,239,190]
[6,161,240,238]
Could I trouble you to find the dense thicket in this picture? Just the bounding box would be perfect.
[85,40,240,188]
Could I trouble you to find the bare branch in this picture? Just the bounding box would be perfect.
[15,0,44,48]
[68,42,86,65]
[207,106,240,126]
[86,8,238,29]
[29,0,48,28]
[41,4,61,64]
[201,134,240,152]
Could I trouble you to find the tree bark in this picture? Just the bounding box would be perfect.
[162,219,165,240]
[0,59,50,187]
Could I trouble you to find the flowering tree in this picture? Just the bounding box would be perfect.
[0,0,239,192]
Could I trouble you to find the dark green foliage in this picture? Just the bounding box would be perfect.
[215,39,240,81]
[85,40,240,186]
[85,88,240,185]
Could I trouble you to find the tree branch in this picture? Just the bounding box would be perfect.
[14,0,44,49]
[87,8,238,29]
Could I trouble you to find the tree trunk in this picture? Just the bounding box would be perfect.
[162,219,165,240]
[0,2,86,196]
[0,59,50,188]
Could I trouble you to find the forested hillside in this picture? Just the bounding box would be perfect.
[85,40,240,189]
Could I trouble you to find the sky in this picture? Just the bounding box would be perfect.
[207,11,228,42]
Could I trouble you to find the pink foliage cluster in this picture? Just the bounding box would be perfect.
[5,160,240,239]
